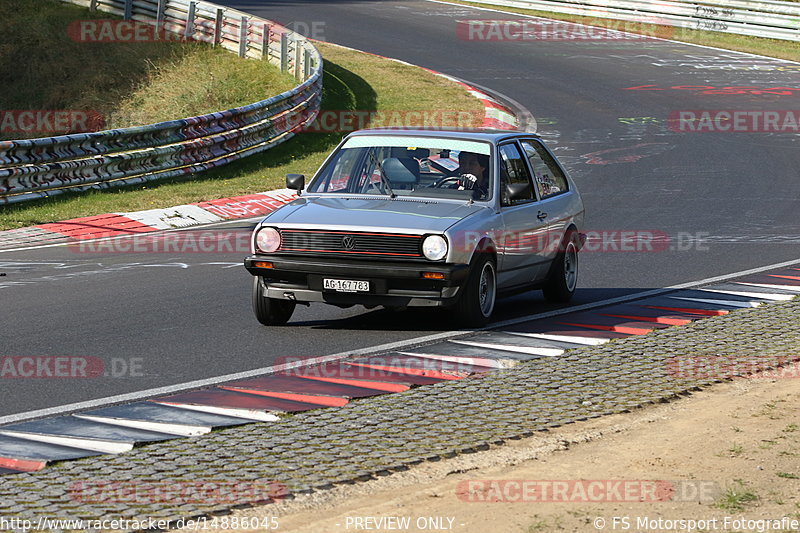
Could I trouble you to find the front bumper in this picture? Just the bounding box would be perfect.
[244,255,470,307]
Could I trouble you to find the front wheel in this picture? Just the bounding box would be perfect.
[542,231,579,303]
[454,254,497,327]
[252,277,296,326]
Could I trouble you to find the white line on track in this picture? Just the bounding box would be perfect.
[668,296,761,308]
[0,430,133,454]
[2,255,797,427]
[503,331,609,346]
[73,414,210,437]
[450,339,564,356]
[737,282,800,293]
[699,288,795,301]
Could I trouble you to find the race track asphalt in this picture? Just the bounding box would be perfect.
[2,0,798,417]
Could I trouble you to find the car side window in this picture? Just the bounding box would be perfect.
[521,140,568,199]
[498,143,535,207]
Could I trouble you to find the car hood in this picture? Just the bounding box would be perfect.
[262,195,486,234]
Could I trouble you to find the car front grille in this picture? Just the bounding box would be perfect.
[278,229,423,258]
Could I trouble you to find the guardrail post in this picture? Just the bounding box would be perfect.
[280,32,289,72]
[123,0,132,20]
[89,0,97,12]
[295,40,303,80]
[261,23,271,60]
[214,8,223,46]
[239,16,248,58]
[185,1,197,40]
[156,0,166,30]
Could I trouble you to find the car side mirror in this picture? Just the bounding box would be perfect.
[505,182,531,201]
[286,173,305,191]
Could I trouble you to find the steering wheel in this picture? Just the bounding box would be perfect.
[432,176,463,188]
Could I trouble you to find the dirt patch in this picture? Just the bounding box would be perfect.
[179,363,800,533]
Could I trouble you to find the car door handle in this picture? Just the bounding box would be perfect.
[537,211,548,220]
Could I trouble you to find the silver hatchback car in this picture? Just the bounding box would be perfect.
[245,128,585,326]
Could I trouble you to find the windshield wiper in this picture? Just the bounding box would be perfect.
[367,149,396,198]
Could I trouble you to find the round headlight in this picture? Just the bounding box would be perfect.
[255,227,281,253]
[422,235,448,261]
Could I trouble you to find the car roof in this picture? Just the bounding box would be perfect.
[344,127,540,143]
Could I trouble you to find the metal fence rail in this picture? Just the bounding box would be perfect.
[463,0,800,41]
[0,0,322,204]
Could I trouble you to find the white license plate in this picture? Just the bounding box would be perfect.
[323,279,370,292]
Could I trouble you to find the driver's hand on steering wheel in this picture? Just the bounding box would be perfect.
[457,173,478,190]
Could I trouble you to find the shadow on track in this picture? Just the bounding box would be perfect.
[290,287,658,331]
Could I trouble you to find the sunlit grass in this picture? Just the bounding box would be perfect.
[0,42,484,229]
[0,0,295,139]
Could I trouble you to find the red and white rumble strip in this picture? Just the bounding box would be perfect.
[425,69,519,130]
[0,190,298,250]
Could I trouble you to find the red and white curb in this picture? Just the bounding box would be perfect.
[0,266,797,474]
[0,189,298,251]
[422,68,519,130]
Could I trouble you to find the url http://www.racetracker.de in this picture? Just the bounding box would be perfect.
[0,515,280,531]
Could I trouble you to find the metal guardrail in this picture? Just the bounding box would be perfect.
[462,0,800,41]
[0,0,322,204]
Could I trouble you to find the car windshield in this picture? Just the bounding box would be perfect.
[306,135,493,201]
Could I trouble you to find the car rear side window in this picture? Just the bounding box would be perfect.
[498,143,535,206]
[521,140,568,199]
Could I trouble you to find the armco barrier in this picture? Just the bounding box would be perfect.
[462,0,800,41]
[0,0,322,204]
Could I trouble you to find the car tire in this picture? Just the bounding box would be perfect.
[542,230,579,303]
[252,276,296,326]
[454,254,497,327]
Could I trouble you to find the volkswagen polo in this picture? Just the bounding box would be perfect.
[244,128,585,326]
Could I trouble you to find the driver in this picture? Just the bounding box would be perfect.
[456,151,490,198]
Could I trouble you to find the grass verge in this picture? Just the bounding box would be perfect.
[442,0,800,62]
[0,42,485,230]
[0,0,296,139]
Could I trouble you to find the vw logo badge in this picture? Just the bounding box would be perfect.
[341,236,356,250]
